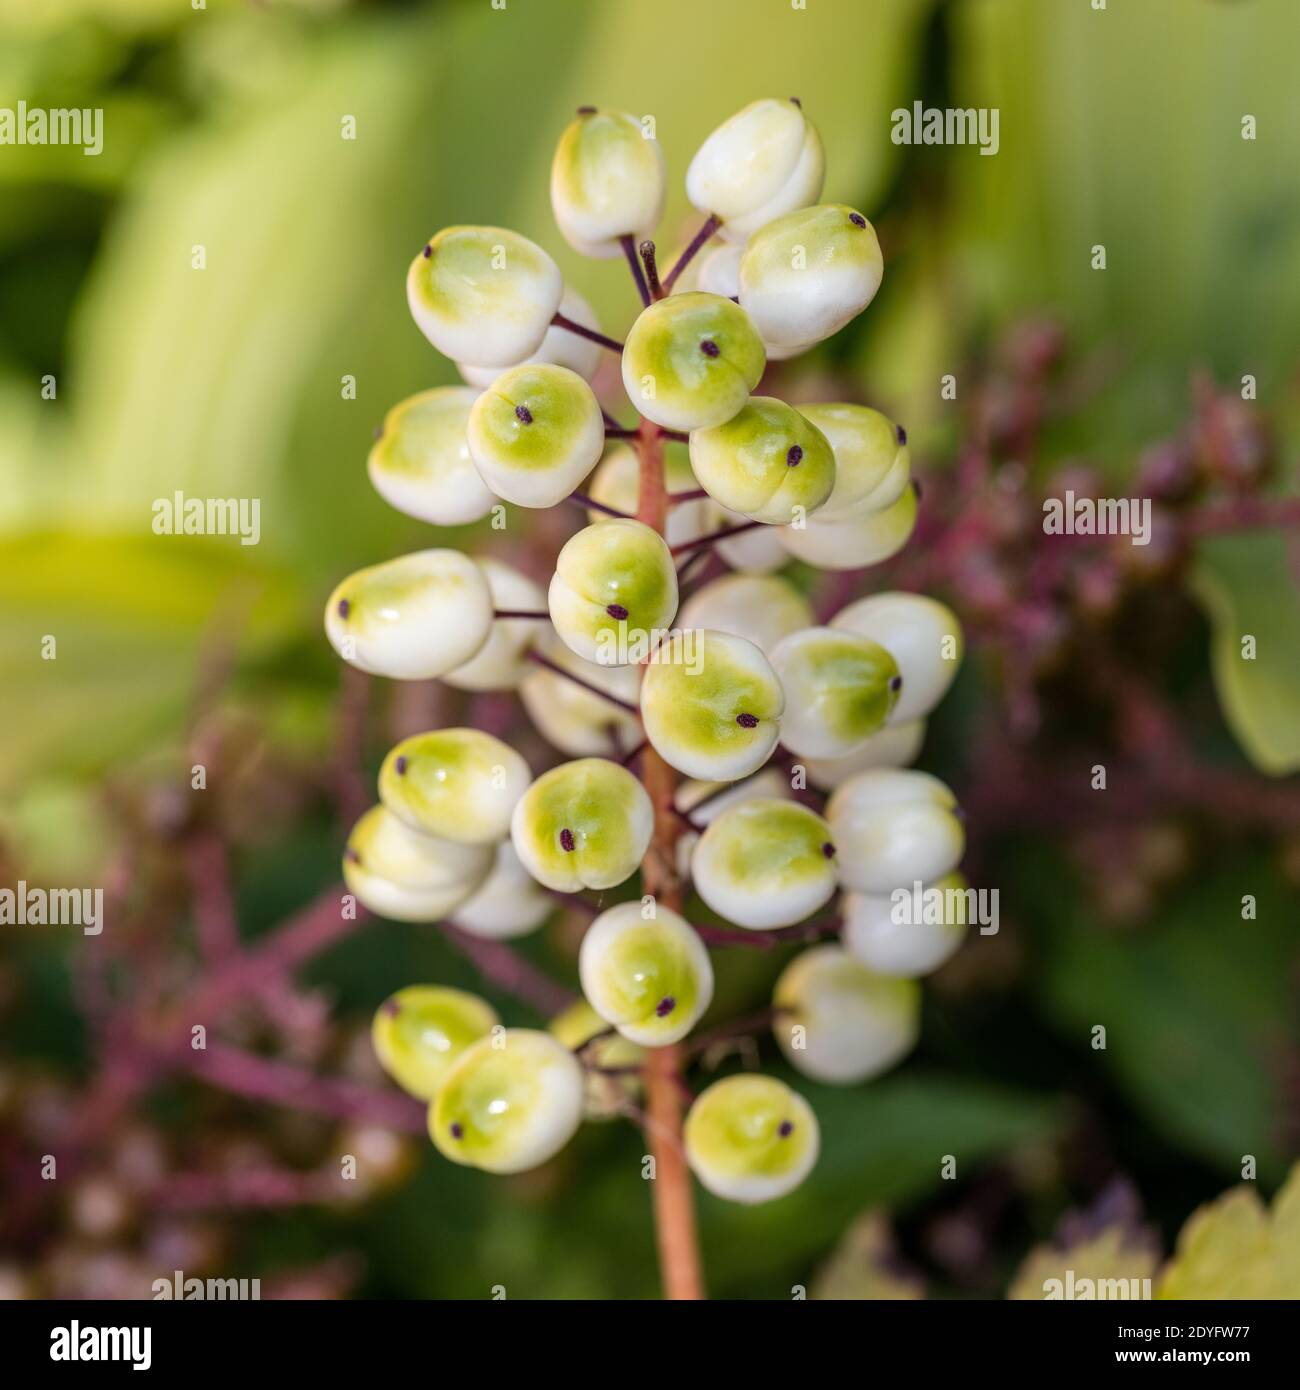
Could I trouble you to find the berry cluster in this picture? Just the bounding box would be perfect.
[325,99,968,1210]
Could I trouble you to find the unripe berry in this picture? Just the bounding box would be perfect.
[673,766,792,878]
[830,592,963,724]
[780,480,917,569]
[510,757,654,892]
[773,944,919,1084]
[678,573,813,654]
[454,842,552,940]
[578,901,714,1046]
[325,550,493,680]
[686,97,825,244]
[640,629,784,781]
[443,557,546,692]
[689,396,836,524]
[703,499,788,573]
[798,404,910,521]
[467,363,604,508]
[430,1029,584,1174]
[694,243,742,299]
[550,107,666,257]
[769,626,901,758]
[458,288,603,387]
[684,1074,819,1204]
[621,292,765,432]
[408,225,562,367]
[367,387,496,526]
[692,798,837,929]
[826,769,965,894]
[739,204,883,350]
[842,871,969,977]
[547,518,678,666]
[548,1000,644,1120]
[343,805,492,922]
[800,718,926,791]
[586,443,708,548]
[378,729,530,846]
[517,631,642,756]
[371,986,499,1101]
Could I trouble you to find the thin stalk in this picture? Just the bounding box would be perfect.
[524,648,640,715]
[662,213,722,293]
[621,235,651,306]
[639,239,664,300]
[551,312,624,354]
[566,492,633,521]
[670,519,764,557]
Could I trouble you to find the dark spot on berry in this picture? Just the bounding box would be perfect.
[778,1120,794,1138]
[736,712,759,729]
[606,603,629,621]
[394,755,408,775]
[952,805,967,823]
[344,847,361,864]
[422,244,432,258]
[373,426,383,441]
[382,998,401,1017]
[700,339,720,358]
[896,424,908,445]
[559,827,576,853]
[577,105,596,115]
[790,97,802,108]
[337,598,351,618]
[449,1122,464,1140]
[821,842,836,859]
[515,404,534,425]
[912,479,923,500]
[655,996,676,1018]
[786,445,803,467]
[849,212,867,229]
[889,675,903,693]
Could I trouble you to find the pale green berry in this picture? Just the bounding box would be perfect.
[768,626,901,759]
[578,901,713,1047]
[466,363,604,508]
[325,549,493,680]
[686,97,825,244]
[518,630,642,757]
[379,729,530,846]
[689,397,836,525]
[799,404,910,521]
[371,985,499,1101]
[843,871,969,978]
[704,499,788,573]
[548,999,644,1121]
[621,292,765,433]
[640,629,784,781]
[673,766,791,879]
[684,1074,819,1204]
[800,718,926,791]
[826,769,965,894]
[430,1029,584,1174]
[585,442,708,548]
[443,556,546,693]
[454,842,552,940]
[692,798,837,930]
[407,225,562,367]
[773,944,920,1084]
[678,573,813,655]
[343,804,492,922]
[510,758,654,892]
[738,204,883,350]
[366,386,496,526]
[548,518,678,666]
[831,592,963,724]
[695,243,742,299]
[458,288,603,387]
[550,107,666,257]
[780,480,917,569]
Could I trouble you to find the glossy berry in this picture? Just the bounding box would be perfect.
[578,901,714,1047]
[800,718,926,791]
[686,97,825,244]
[548,518,678,666]
[372,985,499,1101]
[780,479,917,569]
[430,1029,585,1174]
[772,944,920,1084]
[683,1074,820,1204]
[518,630,642,757]
[551,107,666,257]
[443,556,546,693]
[799,404,910,522]
[678,572,813,654]
[325,550,493,680]
[842,871,969,977]
[454,841,553,940]
[830,592,964,724]
[673,766,792,878]
[691,798,837,929]
[343,804,492,923]
[378,729,530,845]
[467,363,604,507]
[639,629,784,781]
[826,768,965,894]
[408,225,562,367]
[689,396,836,524]
[768,625,901,759]
[694,243,742,299]
[459,287,604,387]
[510,757,654,892]
[621,292,765,432]
[367,387,496,526]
